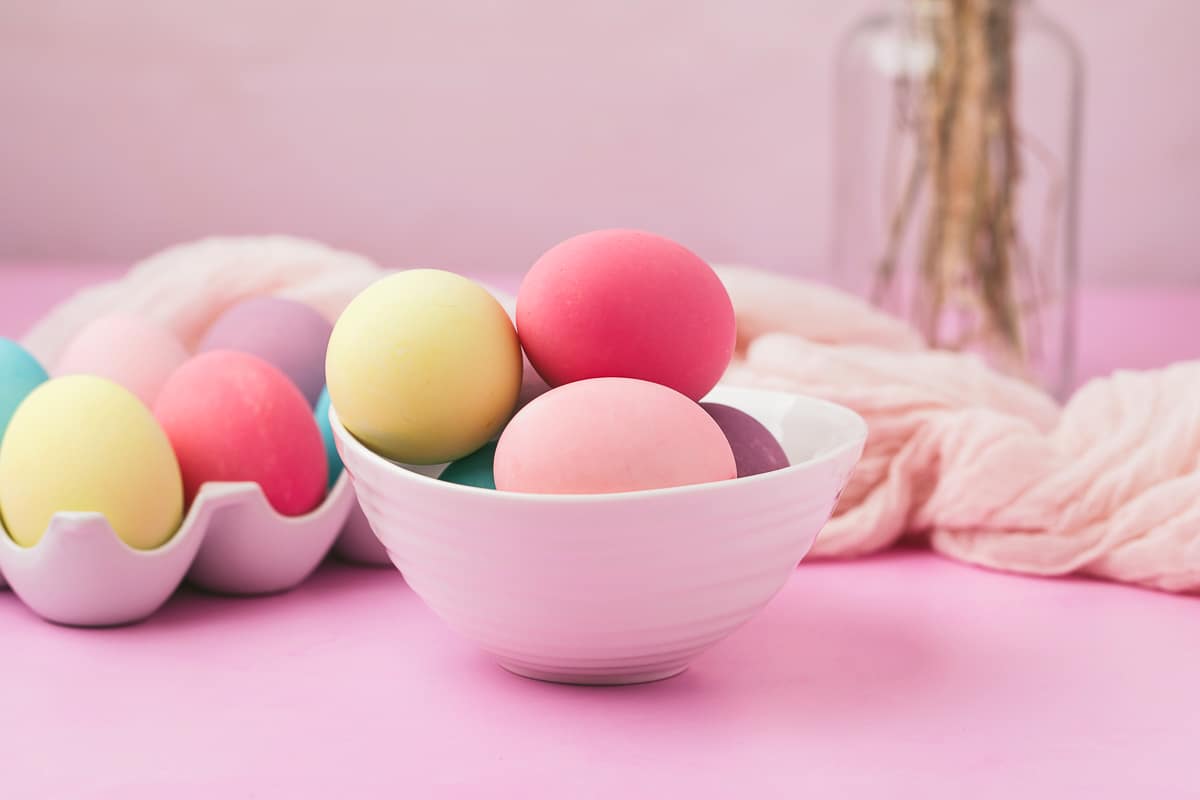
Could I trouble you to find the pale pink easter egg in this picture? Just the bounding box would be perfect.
[54,314,190,407]
[154,350,327,515]
[494,377,736,494]
[516,229,736,401]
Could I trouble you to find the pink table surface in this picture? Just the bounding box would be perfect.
[2,264,1198,799]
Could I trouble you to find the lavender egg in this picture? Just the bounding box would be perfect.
[198,297,332,406]
[701,402,789,477]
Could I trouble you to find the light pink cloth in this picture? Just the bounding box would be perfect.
[25,239,1200,593]
[22,237,384,367]
[718,266,1200,594]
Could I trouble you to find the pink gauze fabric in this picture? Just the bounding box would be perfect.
[23,239,1200,594]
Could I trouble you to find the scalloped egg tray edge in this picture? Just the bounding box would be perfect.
[0,473,390,627]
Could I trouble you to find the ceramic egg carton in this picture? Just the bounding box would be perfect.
[0,474,389,626]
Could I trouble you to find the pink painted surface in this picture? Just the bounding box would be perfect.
[2,267,1199,796]
[1,1,1198,286]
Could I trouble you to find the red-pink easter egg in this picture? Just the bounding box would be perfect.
[154,350,327,515]
[494,377,736,494]
[516,230,735,401]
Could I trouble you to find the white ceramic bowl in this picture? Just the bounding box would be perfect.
[332,385,866,685]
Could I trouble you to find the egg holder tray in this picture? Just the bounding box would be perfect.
[0,472,393,627]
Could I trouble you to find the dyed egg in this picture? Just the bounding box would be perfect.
[55,314,189,407]
[199,296,332,406]
[439,442,498,490]
[495,378,735,494]
[0,337,49,442]
[326,269,522,465]
[516,229,736,401]
[154,351,327,515]
[315,386,343,489]
[701,402,790,477]
[0,375,183,549]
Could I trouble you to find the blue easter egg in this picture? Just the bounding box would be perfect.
[0,338,50,443]
[315,387,343,488]
[439,441,498,490]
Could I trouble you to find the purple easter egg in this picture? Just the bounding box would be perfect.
[199,296,332,406]
[701,402,790,477]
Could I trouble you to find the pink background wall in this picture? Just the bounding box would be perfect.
[1,0,1196,284]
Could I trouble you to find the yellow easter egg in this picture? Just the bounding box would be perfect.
[326,269,523,464]
[0,375,184,549]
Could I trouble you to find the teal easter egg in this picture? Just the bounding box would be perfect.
[0,338,49,441]
[315,387,343,488]
[439,442,498,490]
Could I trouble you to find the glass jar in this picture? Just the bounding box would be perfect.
[832,0,1083,396]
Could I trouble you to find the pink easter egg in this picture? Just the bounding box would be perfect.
[494,377,736,494]
[516,229,736,401]
[55,314,189,407]
[154,350,327,515]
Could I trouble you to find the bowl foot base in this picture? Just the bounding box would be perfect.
[497,661,688,686]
